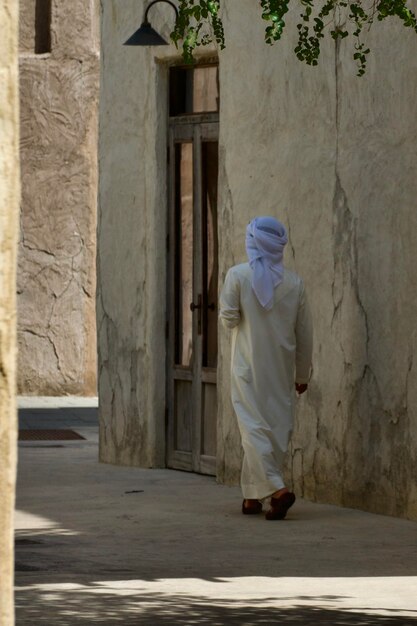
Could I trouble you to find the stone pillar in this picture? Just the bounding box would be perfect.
[0,0,19,621]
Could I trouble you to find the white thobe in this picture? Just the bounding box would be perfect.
[219,263,313,499]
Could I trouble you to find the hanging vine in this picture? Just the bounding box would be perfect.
[171,1,225,63]
[170,0,417,75]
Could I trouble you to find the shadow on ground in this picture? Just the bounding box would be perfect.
[14,589,417,625]
[18,407,98,425]
[15,409,417,624]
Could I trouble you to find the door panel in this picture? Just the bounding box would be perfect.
[202,141,219,370]
[202,383,217,457]
[174,142,194,368]
[167,118,219,475]
[174,380,193,452]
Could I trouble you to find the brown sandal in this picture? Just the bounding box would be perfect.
[242,499,263,515]
[265,492,296,520]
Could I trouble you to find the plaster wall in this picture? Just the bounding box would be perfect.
[217,2,417,520]
[0,0,19,620]
[98,1,174,466]
[17,0,100,395]
[98,0,417,519]
[98,1,215,465]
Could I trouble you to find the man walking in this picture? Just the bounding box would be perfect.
[219,216,313,520]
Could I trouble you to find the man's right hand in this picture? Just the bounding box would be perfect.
[295,383,308,394]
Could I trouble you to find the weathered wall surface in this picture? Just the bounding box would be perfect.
[217,2,417,520]
[217,1,337,488]
[0,0,19,621]
[98,0,417,518]
[17,0,100,395]
[98,1,172,466]
[98,1,216,466]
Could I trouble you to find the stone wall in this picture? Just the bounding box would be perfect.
[17,0,100,395]
[0,0,19,620]
[98,0,417,519]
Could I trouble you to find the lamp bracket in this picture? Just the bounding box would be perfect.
[144,0,178,24]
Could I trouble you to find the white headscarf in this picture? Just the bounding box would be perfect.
[246,216,288,310]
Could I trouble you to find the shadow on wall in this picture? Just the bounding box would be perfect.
[14,589,417,625]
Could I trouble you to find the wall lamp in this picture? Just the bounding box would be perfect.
[124,0,178,46]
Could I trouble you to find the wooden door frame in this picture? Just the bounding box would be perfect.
[166,113,219,474]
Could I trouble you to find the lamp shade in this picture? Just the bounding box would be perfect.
[124,21,169,46]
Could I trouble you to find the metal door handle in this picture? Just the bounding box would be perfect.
[207,302,216,311]
[190,294,202,335]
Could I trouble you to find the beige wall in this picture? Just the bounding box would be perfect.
[0,0,19,620]
[98,1,417,519]
[98,1,170,466]
[17,0,100,395]
[217,5,417,521]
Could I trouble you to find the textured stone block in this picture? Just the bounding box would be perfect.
[17,0,99,395]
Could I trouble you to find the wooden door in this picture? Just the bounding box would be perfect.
[167,116,219,475]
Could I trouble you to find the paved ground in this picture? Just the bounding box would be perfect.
[15,398,417,625]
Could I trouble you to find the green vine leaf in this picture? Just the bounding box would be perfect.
[171,0,224,64]
[171,0,417,75]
